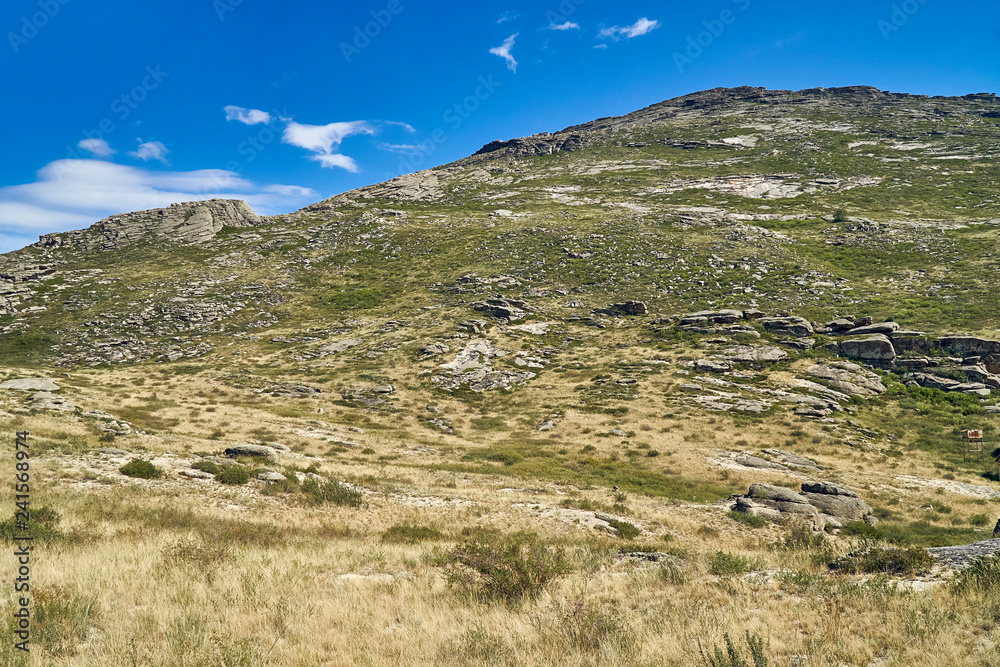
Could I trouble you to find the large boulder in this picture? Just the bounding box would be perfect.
[839,334,896,363]
[682,309,744,325]
[842,322,900,336]
[225,444,279,461]
[759,316,814,338]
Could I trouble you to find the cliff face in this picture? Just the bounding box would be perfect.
[36,199,263,251]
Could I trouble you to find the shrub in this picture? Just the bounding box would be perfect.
[119,459,163,480]
[728,511,770,529]
[953,553,1000,594]
[710,551,758,577]
[830,546,933,576]
[699,631,770,667]
[191,460,221,475]
[382,524,443,544]
[216,466,251,485]
[0,506,63,543]
[606,518,642,540]
[436,531,573,604]
[832,208,849,223]
[301,479,364,507]
[646,449,660,457]
[969,513,990,527]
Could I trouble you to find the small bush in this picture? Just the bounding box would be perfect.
[436,531,573,604]
[710,551,758,577]
[832,208,849,223]
[0,506,63,543]
[191,460,221,475]
[382,524,443,544]
[120,459,163,480]
[953,553,1000,594]
[728,511,770,529]
[699,631,770,667]
[302,479,364,507]
[969,513,990,527]
[606,518,642,540]
[830,546,933,576]
[216,466,251,485]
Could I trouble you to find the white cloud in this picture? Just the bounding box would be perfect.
[0,159,317,251]
[224,105,273,125]
[281,120,374,171]
[308,154,360,172]
[490,33,519,72]
[497,12,520,24]
[547,21,580,31]
[599,17,660,40]
[130,140,169,163]
[78,139,114,157]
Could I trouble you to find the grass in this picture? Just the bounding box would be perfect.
[830,546,935,576]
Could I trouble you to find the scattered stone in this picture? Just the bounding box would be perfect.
[257,472,287,482]
[928,539,1000,570]
[269,384,322,398]
[537,421,556,432]
[841,321,900,336]
[839,334,896,363]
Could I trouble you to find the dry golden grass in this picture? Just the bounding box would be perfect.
[1,358,998,665]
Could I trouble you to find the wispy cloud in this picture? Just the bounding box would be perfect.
[497,11,520,24]
[130,140,169,164]
[599,17,660,40]
[490,33,519,72]
[376,142,431,155]
[547,21,580,31]
[78,138,114,157]
[224,105,272,125]
[774,30,807,48]
[281,120,375,172]
[0,159,317,249]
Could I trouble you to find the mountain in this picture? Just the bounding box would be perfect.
[4,86,1000,664]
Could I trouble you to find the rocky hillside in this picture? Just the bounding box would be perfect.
[5,84,1000,665]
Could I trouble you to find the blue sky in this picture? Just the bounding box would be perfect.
[1,0,998,252]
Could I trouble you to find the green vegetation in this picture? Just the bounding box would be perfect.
[830,546,934,576]
[215,466,250,485]
[382,524,444,543]
[436,532,573,605]
[120,459,164,480]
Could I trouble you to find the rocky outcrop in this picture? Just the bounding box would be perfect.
[476,132,588,157]
[733,481,875,530]
[759,316,814,338]
[595,301,649,317]
[36,199,263,251]
[473,299,531,321]
[805,362,887,396]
